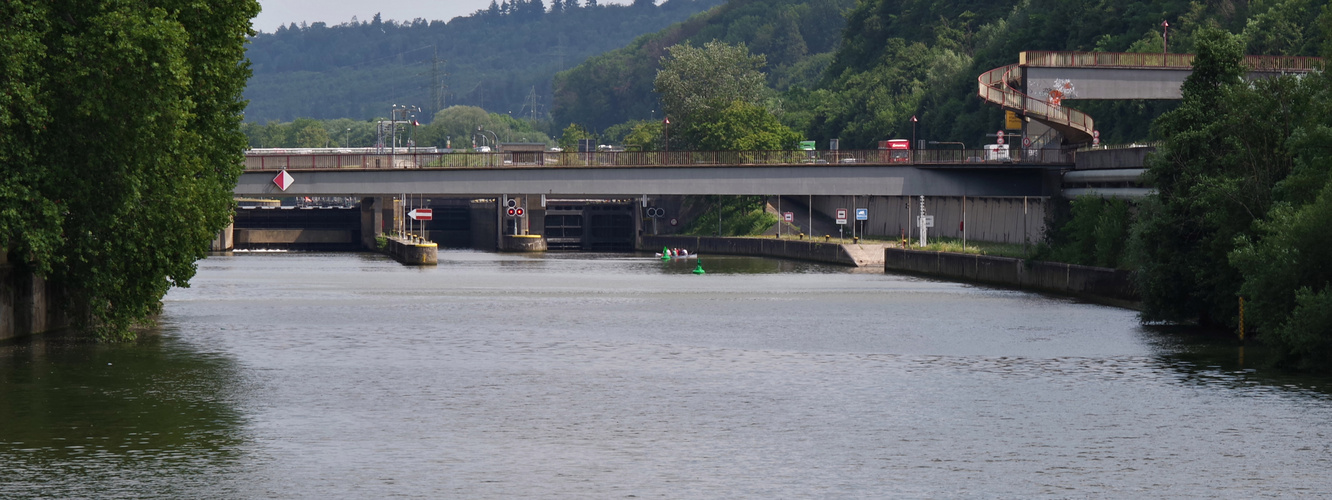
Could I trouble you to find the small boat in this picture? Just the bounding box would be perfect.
[655,248,696,259]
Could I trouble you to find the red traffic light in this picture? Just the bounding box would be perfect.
[515,208,525,217]
[507,208,516,216]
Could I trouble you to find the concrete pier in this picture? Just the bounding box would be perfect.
[384,236,438,266]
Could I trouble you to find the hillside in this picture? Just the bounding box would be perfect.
[242,0,723,123]
[551,0,1328,147]
[551,0,854,132]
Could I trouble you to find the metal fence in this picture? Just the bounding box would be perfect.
[242,148,1074,171]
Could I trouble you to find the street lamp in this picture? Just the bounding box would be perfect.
[663,117,670,153]
[1162,20,1169,54]
[910,115,918,155]
[345,128,351,148]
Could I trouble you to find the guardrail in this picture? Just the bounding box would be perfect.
[1019,50,1323,71]
[242,148,1074,171]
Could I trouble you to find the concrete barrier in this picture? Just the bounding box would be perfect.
[502,235,547,252]
[385,237,438,266]
[883,248,1139,308]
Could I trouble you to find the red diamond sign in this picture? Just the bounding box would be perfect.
[273,170,294,191]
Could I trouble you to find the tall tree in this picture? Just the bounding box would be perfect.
[654,41,770,122]
[2,0,258,339]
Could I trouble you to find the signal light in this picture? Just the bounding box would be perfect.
[507,208,516,216]
[515,208,524,217]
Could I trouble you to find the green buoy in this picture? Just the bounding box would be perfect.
[692,258,705,275]
[661,246,671,260]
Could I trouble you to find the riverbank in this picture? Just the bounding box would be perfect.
[642,235,885,268]
[642,235,1138,309]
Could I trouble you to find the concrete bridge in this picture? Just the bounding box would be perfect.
[226,149,1067,256]
[235,149,1069,198]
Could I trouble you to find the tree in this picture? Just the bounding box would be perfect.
[1,0,259,340]
[654,41,770,123]
[682,100,800,151]
[558,123,597,150]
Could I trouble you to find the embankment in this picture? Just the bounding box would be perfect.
[642,235,880,267]
[883,248,1139,308]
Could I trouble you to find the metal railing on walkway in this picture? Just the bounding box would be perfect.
[1019,50,1323,71]
[243,148,1075,171]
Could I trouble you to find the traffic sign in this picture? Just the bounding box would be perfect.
[783,212,794,222]
[996,130,1005,145]
[918,215,935,228]
[1022,136,1032,148]
[273,170,294,191]
[855,208,868,221]
[669,218,678,226]
[646,207,665,218]
[835,208,848,225]
[408,208,433,221]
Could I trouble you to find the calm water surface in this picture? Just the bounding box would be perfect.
[2,251,1330,498]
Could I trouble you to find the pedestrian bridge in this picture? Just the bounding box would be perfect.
[235,149,1072,198]
[979,51,1322,144]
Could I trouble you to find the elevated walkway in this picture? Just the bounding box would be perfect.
[979,51,1323,146]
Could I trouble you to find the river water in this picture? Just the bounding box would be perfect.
[2,251,1330,498]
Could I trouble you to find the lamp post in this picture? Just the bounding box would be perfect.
[663,117,670,153]
[345,128,351,148]
[1162,20,1169,54]
[910,115,918,159]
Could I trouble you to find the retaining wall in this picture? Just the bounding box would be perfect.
[385,237,438,266]
[884,248,1139,307]
[1,256,72,341]
[642,235,858,266]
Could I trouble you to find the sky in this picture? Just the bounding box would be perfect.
[253,0,634,33]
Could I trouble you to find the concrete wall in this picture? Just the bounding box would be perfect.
[234,229,355,245]
[883,248,1139,307]
[211,223,234,251]
[809,195,1048,245]
[1075,147,1155,170]
[643,235,858,266]
[384,237,438,266]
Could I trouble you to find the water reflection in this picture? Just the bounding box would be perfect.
[0,332,249,498]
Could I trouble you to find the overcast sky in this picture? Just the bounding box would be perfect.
[253,0,634,33]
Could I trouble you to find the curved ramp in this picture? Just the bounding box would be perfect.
[977,63,1095,144]
[978,52,1322,146]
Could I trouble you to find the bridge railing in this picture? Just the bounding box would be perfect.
[243,148,1074,171]
[1019,50,1324,71]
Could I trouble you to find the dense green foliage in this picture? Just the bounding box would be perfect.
[1129,24,1332,369]
[679,196,778,236]
[0,0,257,339]
[242,106,552,150]
[552,0,855,133]
[553,0,1328,149]
[243,0,722,123]
[1041,196,1133,269]
[652,41,800,150]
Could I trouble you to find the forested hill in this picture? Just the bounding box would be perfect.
[242,0,723,123]
[811,0,1328,147]
[553,0,1328,147]
[552,0,854,132]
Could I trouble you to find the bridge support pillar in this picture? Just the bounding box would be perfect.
[360,196,384,250]
[210,221,233,252]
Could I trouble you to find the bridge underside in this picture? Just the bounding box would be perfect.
[235,165,1059,198]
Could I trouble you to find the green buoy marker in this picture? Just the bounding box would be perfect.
[661,246,671,260]
[692,257,705,275]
